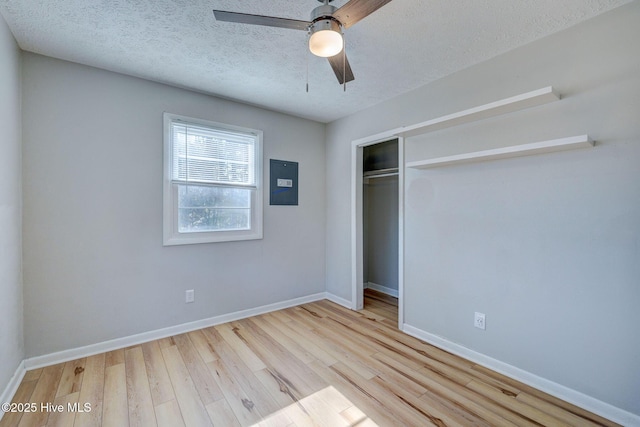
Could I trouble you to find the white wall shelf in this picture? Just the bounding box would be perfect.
[406,135,594,169]
[354,86,560,145]
[399,86,560,138]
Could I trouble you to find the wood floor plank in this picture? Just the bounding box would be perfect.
[186,330,218,364]
[249,315,316,365]
[55,359,85,399]
[372,351,520,427]
[0,379,38,427]
[251,369,299,410]
[340,405,380,427]
[313,314,427,372]
[414,357,540,426]
[124,346,157,427]
[46,391,78,427]
[141,341,175,406]
[308,306,381,357]
[330,362,436,427]
[367,303,397,319]
[161,345,213,427]
[360,317,481,378]
[357,308,390,325]
[301,302,356,327]
[313,385,354,415]
[383,340,475,386]
[104,349,125,368]
[305,319,432,399]
[102,363,128,427]
[292,389,351,427]
[23,369,43,383]
[307,360,405,427]
[3,298,621,427]
[371,374,471,426]
[320,300,390,332]
[472,363,619,427]
[232,319,327,397]
[199,326,286,418]
[74,353,105,427]
[300,322,381,380]
[292,306,379,379]
[287,306,326,330]
[261,312,338,366]
[365,288,398,306]
[172,334,223,405]
[516,391,603,427]
[260,399,310,427]
[268,309,294,324]
[154,400,185,427]
[206,358,265,427]
[157,337,175,349]
[17,363,64,427]
[286,385,363,427]
[318,299,398,336]
[213,323,267,372]
[205,399,240,427]
[467,379,568,426]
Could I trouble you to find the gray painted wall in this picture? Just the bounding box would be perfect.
[22,54,326,357]
[0,13,23,392]
[326,2,639,416]
[364,176,398,292]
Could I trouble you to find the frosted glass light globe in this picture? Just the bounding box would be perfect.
[309,20,343,57]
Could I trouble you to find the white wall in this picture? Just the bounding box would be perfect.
[22,54,326,358]
[0,12,23,392]
[326,2,639,417]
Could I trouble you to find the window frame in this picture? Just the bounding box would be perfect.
[163,113,263,246]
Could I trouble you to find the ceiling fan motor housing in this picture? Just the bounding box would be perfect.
[310,4,339,22]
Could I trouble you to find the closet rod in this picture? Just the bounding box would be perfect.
[364,172,398,180]
[363,167,398,178]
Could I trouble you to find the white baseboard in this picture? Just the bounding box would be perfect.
[324,292,352,309]
[402,323,640,427]
[0,360,26,423]
[24,292,326,370]
[365,281,399,298]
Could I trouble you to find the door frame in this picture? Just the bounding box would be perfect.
[350,135,404,329]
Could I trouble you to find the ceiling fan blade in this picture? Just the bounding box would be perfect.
[328,53,355,85]
[333,0,393,29]
[213,10,310,31]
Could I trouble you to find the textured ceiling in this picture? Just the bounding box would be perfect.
[0,0,632,122]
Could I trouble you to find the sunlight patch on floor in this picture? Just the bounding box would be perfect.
[252,386,379,426]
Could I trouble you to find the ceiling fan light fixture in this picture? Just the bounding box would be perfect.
[309,19,343,57]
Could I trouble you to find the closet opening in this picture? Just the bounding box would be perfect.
[360,138,400,326]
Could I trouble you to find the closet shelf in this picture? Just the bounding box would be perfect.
[406,135,594,169]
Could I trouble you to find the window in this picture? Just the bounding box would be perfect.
[163,113,263,245]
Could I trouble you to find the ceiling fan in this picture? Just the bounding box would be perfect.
[212,0,393,86]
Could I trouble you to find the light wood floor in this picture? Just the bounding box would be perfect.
[364,288,398,326]
[1,299,618,427]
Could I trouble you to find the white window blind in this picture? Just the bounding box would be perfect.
[163,113,263,245]
[171,121,256,187]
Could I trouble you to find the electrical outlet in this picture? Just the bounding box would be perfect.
[474,312,486,330]
[185,289,195,303]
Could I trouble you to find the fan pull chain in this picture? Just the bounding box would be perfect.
[306,31,310,93]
